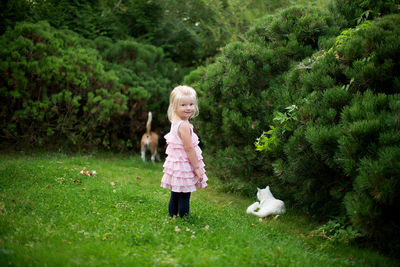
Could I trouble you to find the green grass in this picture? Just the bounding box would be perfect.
[0,151,398,266]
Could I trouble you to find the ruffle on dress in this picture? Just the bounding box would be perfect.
[160,121,208,193]
[165,145,204,162]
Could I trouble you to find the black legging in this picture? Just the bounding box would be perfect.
[168,191,191,217]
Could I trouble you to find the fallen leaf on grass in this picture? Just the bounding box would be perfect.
[79,170,97,177]
[45,185,51,189]
[102,233,111,241]
[136,176,141,180]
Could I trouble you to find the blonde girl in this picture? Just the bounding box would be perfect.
[161,85,208,217]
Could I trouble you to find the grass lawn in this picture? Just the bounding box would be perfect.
[0,151,398,266]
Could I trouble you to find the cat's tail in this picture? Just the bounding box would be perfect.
[257,207,286,218]
[246,202,260,214]
[249,209,273,218]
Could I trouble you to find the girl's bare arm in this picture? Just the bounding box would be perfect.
[178,122,203,181]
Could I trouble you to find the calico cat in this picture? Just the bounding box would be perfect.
[246,186,285,218]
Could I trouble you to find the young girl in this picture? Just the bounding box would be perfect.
[161,85,208,217]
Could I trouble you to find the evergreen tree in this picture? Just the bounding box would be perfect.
[185,6,339,195]
[187,4,400,254]
[0,21,177,150]
[330,0,399,27]
[276,14,400,253]
[0,0,33,34]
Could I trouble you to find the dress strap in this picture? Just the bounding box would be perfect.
[171,120,183,134]
[176,120,193,136]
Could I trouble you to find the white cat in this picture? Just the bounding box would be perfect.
[246,186,286,218]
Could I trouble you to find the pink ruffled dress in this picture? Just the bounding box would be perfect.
[161,120,208,192]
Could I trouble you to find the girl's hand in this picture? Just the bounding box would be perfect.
[195,168,203,182]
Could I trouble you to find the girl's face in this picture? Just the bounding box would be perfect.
[175,95,196,121]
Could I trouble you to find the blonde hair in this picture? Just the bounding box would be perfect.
[168,85,199,122]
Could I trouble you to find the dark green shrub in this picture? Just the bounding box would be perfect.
[117,0,163,39]
[330,0,399,27]
[311,215,362,244]
[0,0,32,34]
[188,4,399,253]
[345,146,400,251]
[338,92,400,252]
[0,21,176,150]
[247,6,338,52]
[97,38,183,131]
[29,0,115,39]
[185,6,339,192]
[151,0,218,66]
[185,42,278,192]
[15,0,296,69]
[276,14,400,253]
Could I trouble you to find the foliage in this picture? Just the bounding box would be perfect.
[329,0,400,27]
[327,20,373,55]
[272,14,400,254]
[341,93,400,252]
[152,0,293,66]
[1,0,327,152]
[0,0,33,35]
[187,3,400,255]
[27,0,116,39]
[0,152,397,266]
[311,216,362,244]
[255,105,298,152]
[186,6,339,197]
[3,0,290,68]
[115,0,163,40]
[0,21,177,150]
[151,0,224,67]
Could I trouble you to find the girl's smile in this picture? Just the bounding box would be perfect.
[175,96,195,121]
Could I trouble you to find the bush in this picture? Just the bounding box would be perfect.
[185,6,339,194]
[330,0,399,27]
[188,5,400,254]
[341,93,400,252]
[311,216,362,244]
[185,42,279,192]
[276,14,400,254]
[0,0,32,35]
[0,21,177,150]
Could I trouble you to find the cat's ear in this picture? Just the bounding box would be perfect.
[266,185,269,190]
[257,187,260,191]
